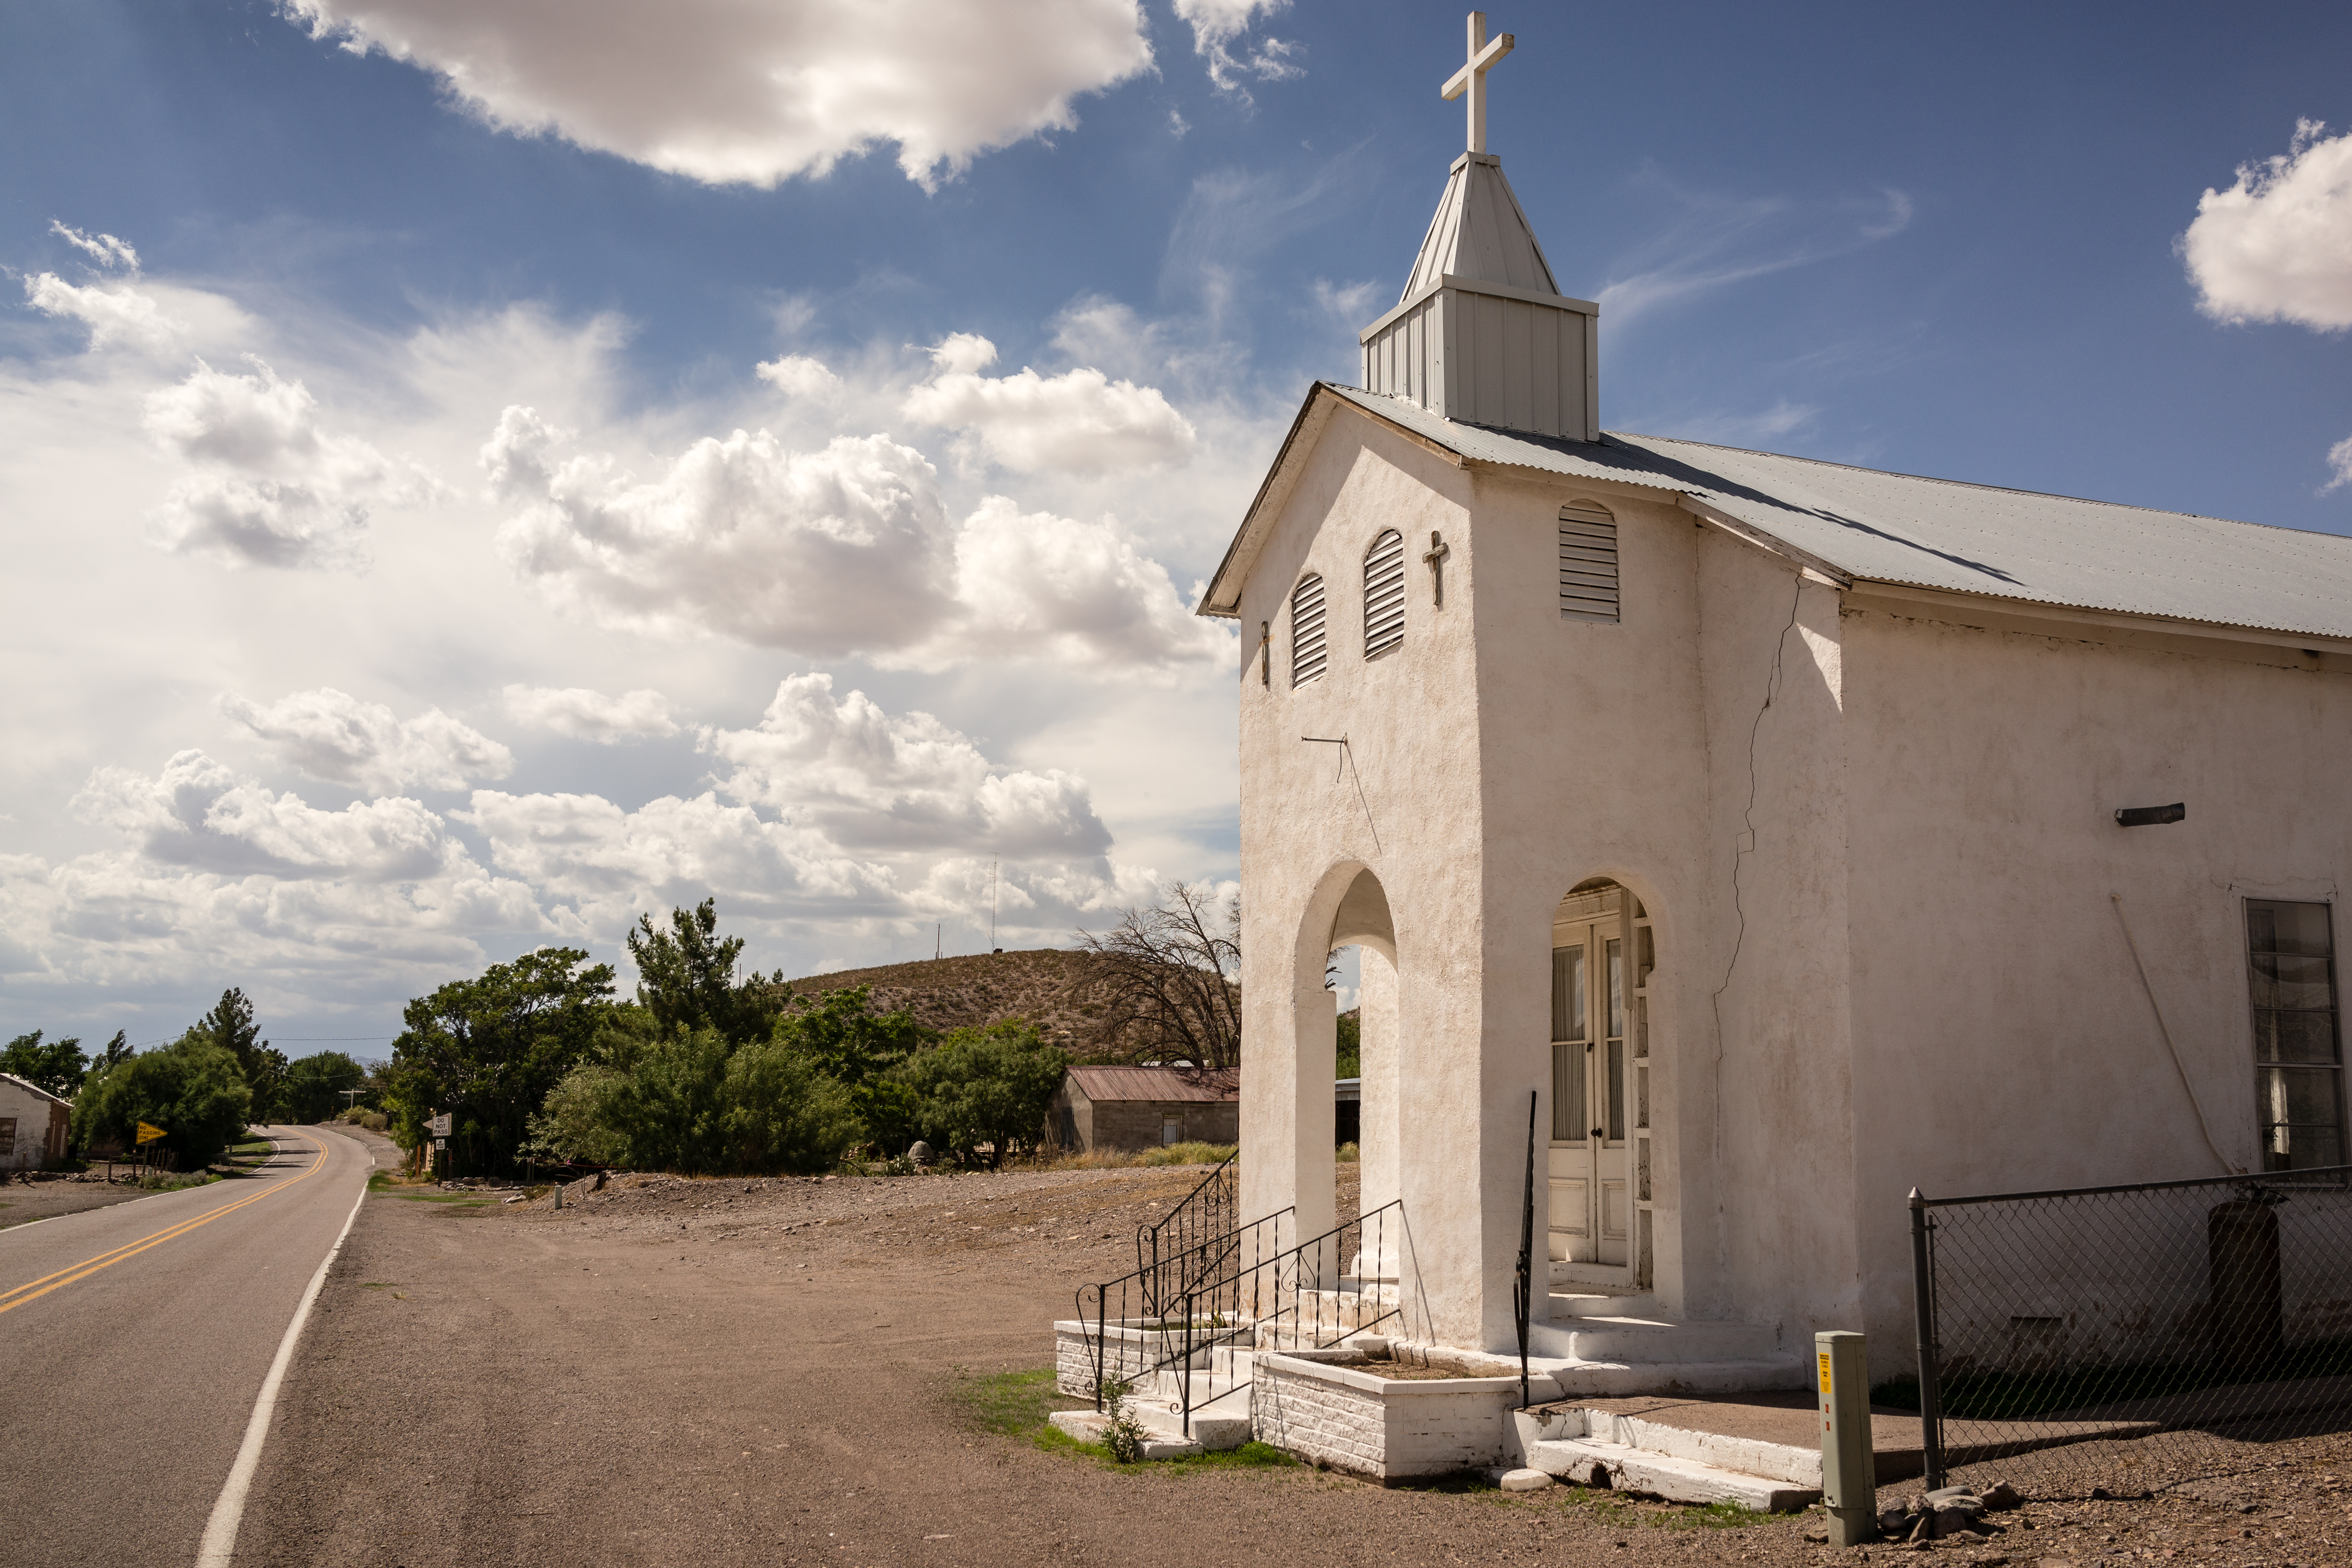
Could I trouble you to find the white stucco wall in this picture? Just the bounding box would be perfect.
[1234,418,1486,1335]
[1230,399,2347,1375]
[1234,406,1865,1357]
[1842,596,2352,1374]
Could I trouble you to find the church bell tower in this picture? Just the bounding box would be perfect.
[1359,12,1599,443]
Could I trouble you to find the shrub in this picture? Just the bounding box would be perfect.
[900,1019,1065,1169]
[720,1038,859,1174]
[528,1027,860,1176]
[73,1036,253,1169]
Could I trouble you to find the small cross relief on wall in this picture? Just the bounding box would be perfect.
[1423,530,1450,607]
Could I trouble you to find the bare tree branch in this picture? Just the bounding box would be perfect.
[1074,882,1242,1072]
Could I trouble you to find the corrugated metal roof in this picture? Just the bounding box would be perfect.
[1322,384,2352,643]
[1065,1066,1239,1104]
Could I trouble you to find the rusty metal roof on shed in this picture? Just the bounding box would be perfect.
[1204,382,2352,646]
[1064,1066,1239,1104]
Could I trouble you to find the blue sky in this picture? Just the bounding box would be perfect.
[2,0,2347,1057]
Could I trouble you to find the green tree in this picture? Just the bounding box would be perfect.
[773,986,925,1088]
[1335,1009,1362,1080]
[93,1031,132,1074]
[187,988,288,1122]
[73,1035,252,1168]
[627,898,783,1045]
[283,1051,367,1123]
[901,1019,1067,1169]
[770,986,927,1153]
[387,948,617,1177]
[2,1030,88,1099]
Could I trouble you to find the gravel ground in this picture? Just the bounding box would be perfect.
[236,1154,2352,1567]
[0,1170,201,1229]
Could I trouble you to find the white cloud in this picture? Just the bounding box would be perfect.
[900,334,1197,474]
[142,359,438,568]
[703,673,1111,857]
[484,407,958,653]
[221,688,513,795]
[2182,120,2352,332]
[755,353,844,402]
[1310,277,1383,327]
[22,273,181,352]
[1172,0,1302,97]
[50,220,140,272]
[503,685,679,742]
[1595,181,1914,331]
[484,407,1225,673]
[2324,433,2352,495]
[936,496,1231,669]
[281,0,1154,190]
[3,751,547,998]
[75,749,466,881]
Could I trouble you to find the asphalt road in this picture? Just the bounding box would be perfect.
[0,1125,377,1568]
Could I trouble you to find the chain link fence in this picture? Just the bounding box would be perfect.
[1902,1168,2352,1499]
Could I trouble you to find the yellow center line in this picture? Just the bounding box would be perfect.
[0,1138,331,1316]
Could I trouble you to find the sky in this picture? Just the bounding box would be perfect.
[2,0,2348,1058]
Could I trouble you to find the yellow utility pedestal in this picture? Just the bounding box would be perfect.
[1817,1330,1875,1545]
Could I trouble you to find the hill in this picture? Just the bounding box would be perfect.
[780,948,1115,1052]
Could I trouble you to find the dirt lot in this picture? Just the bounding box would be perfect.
[0,1170,186,1230]
[238,1147,2352,1567]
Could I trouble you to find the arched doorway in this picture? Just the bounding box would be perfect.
[1329,870,1399,1232]
[1548,877,1656,1291]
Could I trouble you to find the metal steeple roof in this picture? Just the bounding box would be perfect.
[1398,151,1563,302]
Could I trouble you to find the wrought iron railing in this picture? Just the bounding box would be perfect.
[1074,1200,1424,1438]
[1905,1166,2352,1499]
[1133,1148,1241,1318]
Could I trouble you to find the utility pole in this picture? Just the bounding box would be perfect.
[990,861,999,952]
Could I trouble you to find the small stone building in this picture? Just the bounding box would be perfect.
[0,1072,73,1171]
[1049,1066,1240,1154]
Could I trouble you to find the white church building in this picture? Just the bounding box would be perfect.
[1193,12,2352,1401]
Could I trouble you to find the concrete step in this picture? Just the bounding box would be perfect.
[1519,1405,1823,1488]
[1526,1437,1819,1513]
[1527,1315,1777,1363]
[1046,1409,1208,1458]
[1152,1367,1254,1427]
[1550,1291,1664,1320]
[1540,1358,1802,1399]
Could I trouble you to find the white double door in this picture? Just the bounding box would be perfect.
[1549,907,1629,1269]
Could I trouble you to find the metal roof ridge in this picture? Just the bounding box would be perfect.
[1607,429,2334,539]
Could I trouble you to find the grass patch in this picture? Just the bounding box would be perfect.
[951,1367,1294,1473]
[379,1191,493,1207]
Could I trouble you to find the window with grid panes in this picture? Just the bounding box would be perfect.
[2247,899,2343,1170]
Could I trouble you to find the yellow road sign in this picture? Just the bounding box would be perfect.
[135,1122,167,1144]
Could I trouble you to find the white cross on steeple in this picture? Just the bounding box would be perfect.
[1441,11,1515,155]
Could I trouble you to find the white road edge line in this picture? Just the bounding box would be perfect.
[194,1129,369,1568]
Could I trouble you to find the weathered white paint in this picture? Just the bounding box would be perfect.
[0,1072,71,1170]
[1216,390,2352,1380]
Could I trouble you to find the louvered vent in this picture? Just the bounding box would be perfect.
[1363,529,1406,659]
[1290,574,1327,686]
[1559,504,1620,623]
